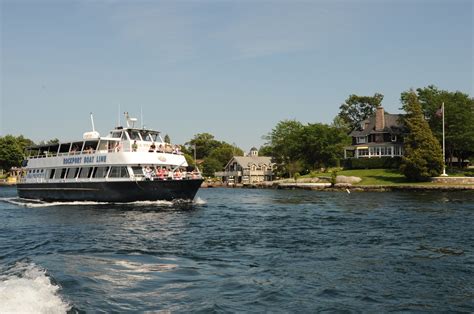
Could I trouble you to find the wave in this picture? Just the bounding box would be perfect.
[0,197,206,208]
[0,261,70,313]
[193,197,207,205]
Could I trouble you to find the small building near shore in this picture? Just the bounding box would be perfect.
[344,106,406,159]
[215,147,275,185]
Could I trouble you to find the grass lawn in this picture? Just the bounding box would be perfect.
[302,168,473,186]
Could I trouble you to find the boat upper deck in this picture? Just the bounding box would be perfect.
[26,127,183,159]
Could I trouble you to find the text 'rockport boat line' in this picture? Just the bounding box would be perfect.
[17,113,203,202]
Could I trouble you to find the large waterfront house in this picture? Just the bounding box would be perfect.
[344,106,406,159]
[215,148,274,184]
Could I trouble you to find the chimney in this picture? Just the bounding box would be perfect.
[375,106,385,131]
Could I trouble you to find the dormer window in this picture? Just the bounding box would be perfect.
[356,136,367,144]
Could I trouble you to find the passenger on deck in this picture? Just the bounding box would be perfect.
[174,169,182,180]
[173,145,181,154]
[114,142,121,152]
[149,142,156,152]
[156,167,165,180]
[131,140,138,152]
[157,144,164,153]
[144,166,153,180]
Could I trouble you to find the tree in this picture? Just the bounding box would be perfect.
[208,143,243,166]
[185,133,221,159]
[202,157,222,177]
[400,91,443,181]
[404,85,474,167]
[338,93,384,131]
[0,135,28,172]
[263,120,304,177]
[299,123,350,169]
[164,134,171,144]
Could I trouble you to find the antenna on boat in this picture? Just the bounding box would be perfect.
[90,112,96,132]
[118,104,121,127]
[83,113,100,139]
[124,112,138,128]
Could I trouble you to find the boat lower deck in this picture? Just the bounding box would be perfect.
[17,179,204,202]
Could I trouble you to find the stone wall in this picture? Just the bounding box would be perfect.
[431,177,474,184]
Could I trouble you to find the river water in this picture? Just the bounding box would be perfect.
[0,186,473,312]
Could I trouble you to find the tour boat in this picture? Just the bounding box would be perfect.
[17,113,203,202]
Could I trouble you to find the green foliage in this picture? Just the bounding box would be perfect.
[185,133,222,160]
[263,120,304,175]
[202,157,222,177]
[293,172,301,183]
[258,145,272,157]
[400,91,444,181]
[338,93,384,131]
[343,157,402,169]
[183,153,195,167]
[164,134,171,144]
[0,135,33,172]
[330,170,338,186]
[208,143,243,166]
[263,120,350,177]
[184,133,243,177]
[402,85,474,167]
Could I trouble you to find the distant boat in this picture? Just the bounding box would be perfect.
[17,113,203,202]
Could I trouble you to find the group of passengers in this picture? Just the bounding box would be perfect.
[143,166,198,180]
[136,141,182,154]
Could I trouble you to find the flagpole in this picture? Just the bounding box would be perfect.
[441,102,448,176]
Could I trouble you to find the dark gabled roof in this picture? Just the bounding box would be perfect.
[350,113,405,137]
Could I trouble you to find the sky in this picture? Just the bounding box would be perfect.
[1,0,472,152]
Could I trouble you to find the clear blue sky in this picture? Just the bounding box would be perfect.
[1,0,472,152]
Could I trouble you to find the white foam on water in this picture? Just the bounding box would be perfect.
[1,197,202,208]
[193,197,207,205]
[0,262,70,314]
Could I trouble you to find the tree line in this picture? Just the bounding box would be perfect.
[1,85,472,181]
[262,85,474,180]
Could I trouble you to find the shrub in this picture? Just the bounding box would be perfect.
[343,157,401,169]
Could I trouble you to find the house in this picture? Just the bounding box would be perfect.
[344,106,406,159]
[215,147,274,184]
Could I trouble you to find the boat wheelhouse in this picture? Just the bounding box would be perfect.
[17,114,203,202]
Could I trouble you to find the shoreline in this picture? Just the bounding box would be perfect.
[203,182,474,192]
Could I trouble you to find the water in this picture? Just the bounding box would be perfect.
[0,186,473,312]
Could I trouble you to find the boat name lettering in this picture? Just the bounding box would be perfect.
[63,155,107,164]
[63,157,82,165]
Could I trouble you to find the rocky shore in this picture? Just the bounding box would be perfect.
[202,176,474,192]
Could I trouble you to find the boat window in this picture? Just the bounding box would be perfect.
[59,168,67,179]
[97,140,108,152]
[111,131,122,138]
[48,169,56,179]
[78,167,93,179]
[109,166,129,178]
[59,143,71,154]
[66,168,79,179]
[83,141,98,154]
[131,166,144,177]
[93,166,109,178]
[128,130,142,141]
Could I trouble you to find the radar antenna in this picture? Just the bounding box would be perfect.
[124,112,138,128]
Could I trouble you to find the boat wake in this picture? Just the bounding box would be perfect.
[0,197,207,208]
[0,261,71,313]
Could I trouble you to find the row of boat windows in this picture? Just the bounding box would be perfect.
[27,166,130,179]
[110,130,160,142]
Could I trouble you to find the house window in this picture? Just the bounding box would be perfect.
[356,136,366,144]
[358,149,369,156]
